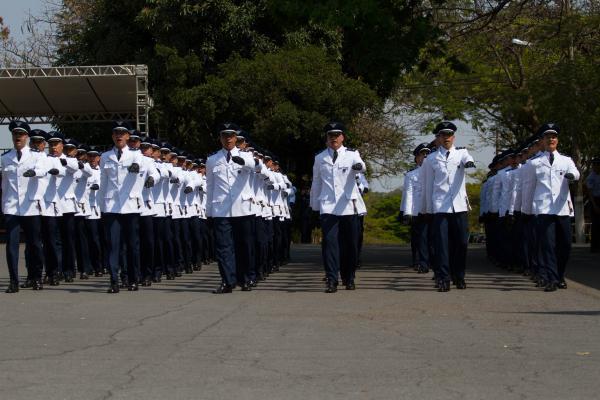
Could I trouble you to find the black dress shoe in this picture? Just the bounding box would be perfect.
[64,274,74,283]
[456,280,467,289]
[94,271,103,277]
[345,282,356,290]
[107,283,120,294]
[32,281,43,291]
[80,273,89,280]
[325,284,338,293]
[43,275,49,284]
[49,276,60,286]
[5,282,19,293]
[241,283,252,292]
[249,280,257,288]
[557,281,567,289]
[438,281,450,292]
[166,273,175,280]
[141,279,152,287]
[213,283,233,294]
[175,271,182,277]
[20,279,34,289]
[544,283,557,292]
[417,266,429,274]
[153,276,162,283]
[128,283,139,291]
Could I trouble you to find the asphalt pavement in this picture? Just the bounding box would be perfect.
[0,244,599,400]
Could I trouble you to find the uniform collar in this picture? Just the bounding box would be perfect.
[328,145,345,157]
[438,145,454,158]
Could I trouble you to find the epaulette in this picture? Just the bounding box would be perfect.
[2,149,12,156]
[456,147,466,150]
[208,150,219,157]
[346,148,357,152]
[407,167,417,172]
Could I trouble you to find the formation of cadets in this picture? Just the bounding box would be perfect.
[3,118,593,295]
[401,122,584,293]
[1,120,295,294]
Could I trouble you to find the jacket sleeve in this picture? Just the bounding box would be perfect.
[520,162,536,215]
[205,160,214,217]
[422,159,434,214]
[309,156,321,211]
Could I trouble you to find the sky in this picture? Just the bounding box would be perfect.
[1,1,496,189]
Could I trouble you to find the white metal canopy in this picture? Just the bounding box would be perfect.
[0,65,150,133]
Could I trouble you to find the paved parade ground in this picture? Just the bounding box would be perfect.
[0,244,599,400]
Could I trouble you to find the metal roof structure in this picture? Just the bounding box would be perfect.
[0,65,151,133]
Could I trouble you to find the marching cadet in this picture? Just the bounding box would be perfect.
[520,133,546,282]
[206,122,258,293]
[172,151,193,274]
[197,159,211,266]
[310,122,366,293]
[188,160,204,271]
[401,143,431,274]
[1,121,46,293]
[24,129,50,286]
[99,121,148,293]
[130,134,160,286]
[270,159,287,272]
[85,146,104,277]
[43,131,69,285]
[422,121,475,292]
[73,144,95,279]
[521,123,580,292]
[155,142,177,281]
[169,148,186,277]
[585,158,600,253]
[58,138,82,282]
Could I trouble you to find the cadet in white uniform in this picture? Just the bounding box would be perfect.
[85,146,104,277]
[521,123,580,291]
[310,122,366,293]
[1,121,46,293]
[401,143,431,274]
[585,158,600,253]
[73,144,95,279]
[129,134,160,286]
[206,123,259,293]
[422,121,475,292]
[99,121,149,293]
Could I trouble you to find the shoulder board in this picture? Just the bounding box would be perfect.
[208,150,219,157]
[2,149,11,156]
[407,167,416,172]
[345,148,357,152]
[455,147,466,150]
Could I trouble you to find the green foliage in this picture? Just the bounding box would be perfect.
[54,0,438,176]
[362,191,410,244]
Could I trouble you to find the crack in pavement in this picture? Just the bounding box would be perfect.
[97,362,143,400]
[0,296,206,364]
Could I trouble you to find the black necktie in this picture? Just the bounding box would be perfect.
[16,149,22,161]
[226,151,231,162]
[117,149,122,161]
[549,153,554,165]
[333,150,338,163]
[445,150,450,159]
